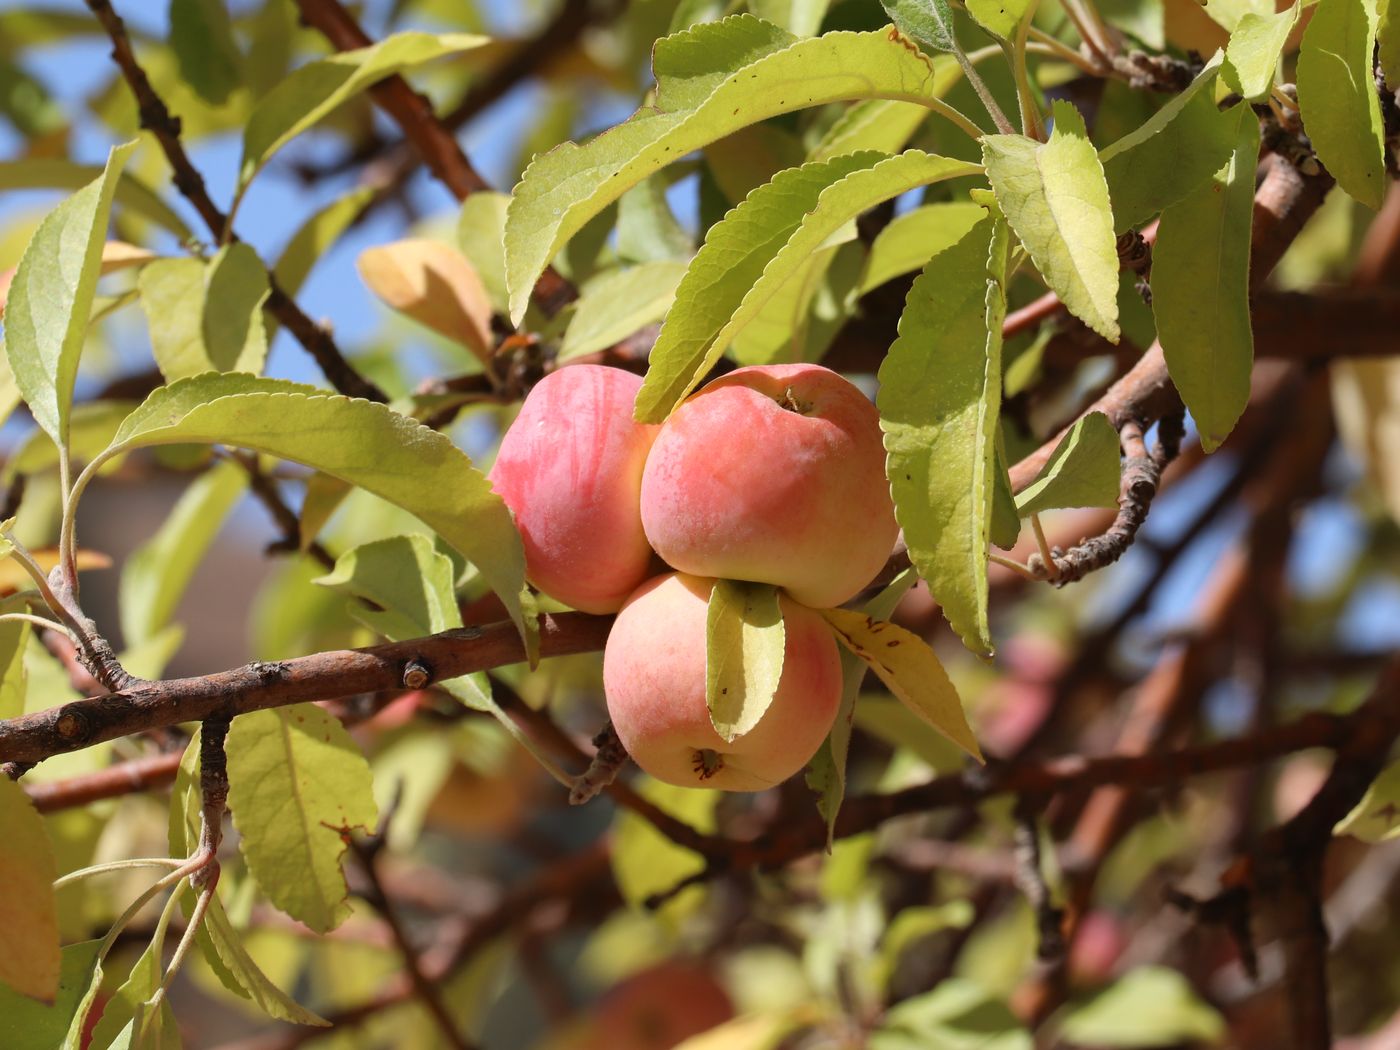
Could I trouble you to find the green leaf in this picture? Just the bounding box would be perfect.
[820,607,982,760]
[0,597,30,721]
[1014,411,1121,514]
[637,150,981,421]
[1058,967,1225,1047]
[881,0,959,51]
[0,350,23,436]
[0,159,193,240]
[0,774,60,1003]
[1099,56,1236,231]
[1335,760,1400,841]
[705,580,786,743]
[1225,6,1301,99]
[1381,0,1400,84]
[238,32,487,198]
[872,979,1030,1050]
[967,0,1036,39]
[505,16,974,322]
[201,893,329,1026]
[984,101,1119,341]
[1297,0,1388,209]
[108,998,179,1050]
[0,941,101,1049]
[878,214,1007,657]
[808,97,947,161]
[96,374,532,652]
[226,704,378,934]
[456,191,512,315]
[559,261,689,361]
[119,458,248,647]
[202,243,270,372]
[806,569,918,847]
[991,434,1021,550]
[875,901,976,992]
[617,176,695,262]
[611,777,719,925]
[859,201,987,293]
[4,140,136,445]
[138,259,206,381]
[6,399,138,479]
[169,0,243,105]
[1152,104,1258,452]
[87,937,161,1050]
[750,0,834,35]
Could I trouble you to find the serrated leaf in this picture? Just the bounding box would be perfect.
[820,607,981,760]
[0,159,193,240]
[1059,967,1225,1047]
[1099,55,1236,231]
[227,704,378,933]
[808,97,946,161]
[456,192,511,314]
[201,894,328,1026]
[806,568,918,846]
[1225,6,1301,99]
[4,140,135,445]
[984,101,1119,341]
[991,434,1021,550]
[0,941,100,1049]
[878,214,1007,657]
[357,239,493,363]
[202,243,270,373]
[237,32,487,197]
[637,150,981,421]
[1297,0,1387,209]
[119,458,247,647]
[96,373,532,652]
[859,201,987,293]
[169,0,243,105]
[313,534,493,711]
[0,774,59,1003]
[559,261,688,361]
[1014,411,1121,514]
[705,580,786,743]
[505,16,973,322]
[1153,104,1258,452]
[881,0,959,50]
[1335,760,1400,841]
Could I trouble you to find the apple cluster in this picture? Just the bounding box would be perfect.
[489,363,899,791]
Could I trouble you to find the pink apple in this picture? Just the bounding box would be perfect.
[489,365,658,613]
[639,364,899,609]
[603,573,842,791]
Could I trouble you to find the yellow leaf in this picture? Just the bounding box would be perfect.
[357,238,493,363]
[0,549,111,596]
[819,607,982,762]
[0,775,60,1003]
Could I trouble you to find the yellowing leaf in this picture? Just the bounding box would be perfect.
[983,101,1119,341]
[226,704,378,933]
[1225,7,1300,99]
[1297,0,1387,209]
[1014,411,1121,514]
[705,580,786,743]
[357,239,494,362]
[820,607,981,761]
[0,774,60,1003]
[0,549,110,596]
[559,261,688,361]
[0,941,101,1049]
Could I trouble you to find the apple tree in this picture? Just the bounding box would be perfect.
[0,0,1397,1047]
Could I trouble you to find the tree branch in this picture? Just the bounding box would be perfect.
[82,0,389,402]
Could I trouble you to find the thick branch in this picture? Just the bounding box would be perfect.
[82,0,388,402]
[0,614,612,767]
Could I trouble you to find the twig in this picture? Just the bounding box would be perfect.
[1012,799,1066,964]
[1027,412,1185,584]
[568,721,629,805]
[81,0,388,402]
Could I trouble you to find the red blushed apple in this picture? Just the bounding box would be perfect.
[489,365,659,613]
[592,961,734,1050]
[603,573,842,791]
[640,364,899,609]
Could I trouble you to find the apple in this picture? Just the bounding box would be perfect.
[603,573,842,791]
[639,364,899,609]
[489,365,659,613]
[592,961,734,1050]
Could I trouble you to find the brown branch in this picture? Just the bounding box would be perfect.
[568,721,629,805]
[1027,412,1185,584]
[0,613,613,767]
[293,0,577,317]
[81,0,388,402]
[25,750,180,813]
[233,453,336,570]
